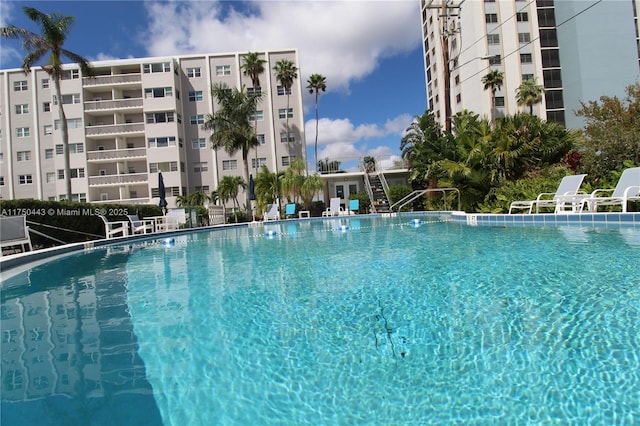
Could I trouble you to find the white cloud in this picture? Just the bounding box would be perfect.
[140,0,420,92]
[305,114,413,146]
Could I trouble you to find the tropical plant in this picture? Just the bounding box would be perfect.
[255,165,284,213]
[281,158,306,203]
[274,59,298,140]
[300,173,324,211]
[307,73,327,172]
[241,51,266,89]
[318,158,340,173]
[203,82,264,217]
[481,69,504,126]
[515,77,544,114]
[217,176,246,222]
[1,6,94,201]
[363,156,376,172]
[175,191,212,207]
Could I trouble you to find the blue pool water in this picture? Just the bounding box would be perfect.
[1,216,639,425]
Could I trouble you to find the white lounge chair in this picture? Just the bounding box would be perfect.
[263,204,280,221]
[581,167,640,213]
[97,214,129,239]
[0,215,33,255]
[509,174,587,214]
[127,214,154,234]
[322,198,343,217]
[156,209,187,231]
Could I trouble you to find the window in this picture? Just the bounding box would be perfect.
[195,185,210,193]
[54,118,82,129]
[222,160,237,170]
[54,94,81,105]
[192,138,207,149]
[17,127,30,138]
[56,145,64,155]
[522,73,534,81]
[42,79,49,89]
[520,53,533,63]
[190,115,204,125]
[61,69,79,79]
[143,62,171,73]
[257,134,266,145]
[17,151,31,161]
[188,91,203,101]
[519,32,531,43]
[44,125,53,135]
[69,143,84,153]
[489,55,502,65]
[543,69,562,88]
[0,176,5,186]
[70,168,85,178]
[43,102,51,112]
[278,108,293,119]
[15,104,29,114]
[149,162,178,173]
[193,162,208,172]
[277,86,292,96]
[487,34,500,45]
[495,97,505,107]
[280,132,295,143]
[46,172,55,183]
[336,185,344,198]
[456,93,462,103]
[216,65,231,76]
[485,13,498,23]
[57,170,65,180]
[251,158,267,168]
[281,156,296,167]
[19,175,33,184]
[186,67,201,77]
[516,12,528,22]
[14,81,28,91]
[148,137,177,148]
[250,110,264,121]
[144,87,173,98]
[146,112,175,123]
[45,149,54,159]
[247,87,262,95]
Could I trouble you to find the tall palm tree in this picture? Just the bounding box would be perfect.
[241,52,266,174]
[274,59,298,144]
[481,69,504,126]
[1,6,93,201]
[516,77,545,114]
[255,165,284,213]
[306,73,327,173]
[281,158,306,203]
[203,82,264,217]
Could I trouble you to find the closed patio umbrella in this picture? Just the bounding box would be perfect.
[158,172,167,213]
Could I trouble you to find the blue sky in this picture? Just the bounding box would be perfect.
[1,1,427,169]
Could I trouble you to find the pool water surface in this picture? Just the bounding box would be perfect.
[1,217,639,425]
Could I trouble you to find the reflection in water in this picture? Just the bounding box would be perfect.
[1,248,163,426]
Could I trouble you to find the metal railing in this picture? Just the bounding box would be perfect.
[85,122,145,136]
[88,173,148,186]
[83,73,142,86]
[84,98,143,111]
[391,188,461,212]
[86,147,147,161]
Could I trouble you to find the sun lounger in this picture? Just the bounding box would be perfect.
[581,167,640,213]
[509,174,587,214]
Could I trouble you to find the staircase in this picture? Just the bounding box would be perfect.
[367,173,391,213]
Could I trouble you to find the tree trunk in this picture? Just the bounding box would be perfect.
[314,92,319,173]
[53,73,72,200]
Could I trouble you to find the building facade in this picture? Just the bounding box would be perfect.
[421,0,640,130]
[0,50,306,207]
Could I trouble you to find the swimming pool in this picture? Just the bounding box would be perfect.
[1,216,639,425]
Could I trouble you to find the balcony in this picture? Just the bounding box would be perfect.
[84,98,143,111]
[85,122,145,136]
[86,147,147,162]
[83,73,142,86]
[88,172,149,186]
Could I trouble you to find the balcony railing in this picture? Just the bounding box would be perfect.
[85,122,145,136]
[86,147,147,161]
[88,172,148,186]
[83,73,142,86]
[306,155,409,175]
[84,98,143,111]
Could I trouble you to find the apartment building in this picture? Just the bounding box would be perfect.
[421,0,640,130]
[0,50,306,207]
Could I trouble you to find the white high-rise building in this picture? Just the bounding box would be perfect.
[0,50,305,206]
[421,0,640,130]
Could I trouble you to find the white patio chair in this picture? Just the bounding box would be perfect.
[581,167,640,213]
[127,214,155,234]
[0,215,33,255]
[263,204,280,221]
[97,214,129,239]
[322,198,343,217]
[509,174,587,214]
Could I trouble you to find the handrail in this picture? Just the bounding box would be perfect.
[363,174,376,213]
[391,188,461,212]
[379,172,390,200]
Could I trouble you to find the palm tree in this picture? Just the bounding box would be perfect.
[255,165,284,214]
[516,77,544,114]
[203,82,264,217]
[300,173,324,211]
[363,156,376,173]
[241,51,266,174]
[481,70,504,126]
[281,158,306,204]
[1,6,93,201]
[274,59,298,144]
[306,73,327,173]
[217,176,246,222]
